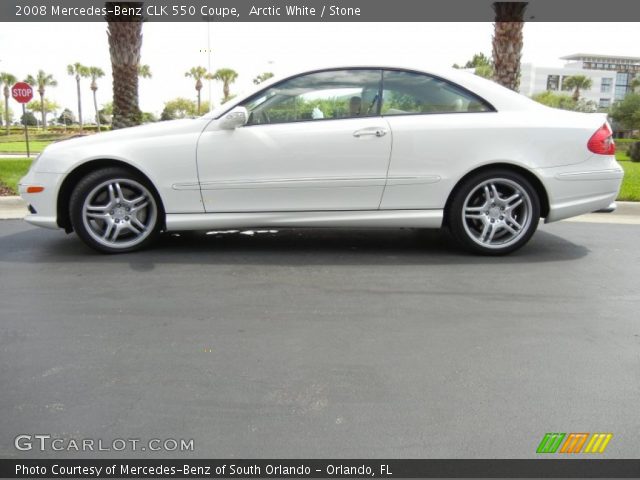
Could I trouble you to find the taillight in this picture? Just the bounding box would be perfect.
[587,123,615,155]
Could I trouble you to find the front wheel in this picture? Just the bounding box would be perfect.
[448,169,540,255]
[69,167,163,253]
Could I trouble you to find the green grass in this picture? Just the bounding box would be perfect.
[1,154,639,201]
[0,158,31,195]
[618,160,640,201]
[0,132,78,154]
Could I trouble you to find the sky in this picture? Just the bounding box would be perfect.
[0,22,638,120]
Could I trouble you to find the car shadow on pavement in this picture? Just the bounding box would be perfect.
[0,225,589,267]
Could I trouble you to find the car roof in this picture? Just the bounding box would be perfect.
[206,63,542,119]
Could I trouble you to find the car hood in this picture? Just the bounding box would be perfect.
[44,118,211,153]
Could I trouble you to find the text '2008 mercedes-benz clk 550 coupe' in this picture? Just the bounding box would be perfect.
[19,65,623,255]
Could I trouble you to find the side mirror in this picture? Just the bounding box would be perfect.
[219,106,248,130]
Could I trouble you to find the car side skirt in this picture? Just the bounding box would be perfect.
[165,209,443,231]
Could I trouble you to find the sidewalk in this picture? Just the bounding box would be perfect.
[0,153,35,158]
[2,196,639,223]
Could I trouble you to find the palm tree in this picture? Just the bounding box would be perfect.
[1,72,17,135]
[27,99,59,123]
[185,66,211,115]
[138,64,152,79]
[253,72,274,85]
[213,68,239,103]
[25,70,58,130]
[88,67,105,130]
[491,2,528,91]
[563,75,593,101]
[67,63,90,128]
[106,2,144,129]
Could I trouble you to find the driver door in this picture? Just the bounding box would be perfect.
[196,69,391,212]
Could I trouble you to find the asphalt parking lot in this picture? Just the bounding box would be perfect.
[0,218,638,459]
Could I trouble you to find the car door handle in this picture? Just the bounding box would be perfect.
[353,127,388,138]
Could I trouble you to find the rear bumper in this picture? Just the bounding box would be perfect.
[595,202,617,213]
[536,156,624,223]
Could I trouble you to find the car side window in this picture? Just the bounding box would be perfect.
[381,70,492,115]
[242,69,382,126]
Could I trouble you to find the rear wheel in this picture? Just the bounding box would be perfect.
[448,169,540,255]
[69,167,163,253]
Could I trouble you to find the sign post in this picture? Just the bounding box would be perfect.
[11,82,34,158]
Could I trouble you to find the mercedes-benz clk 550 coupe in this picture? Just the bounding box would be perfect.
[19,65,623,255]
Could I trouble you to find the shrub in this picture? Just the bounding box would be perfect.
[629,142,640,162]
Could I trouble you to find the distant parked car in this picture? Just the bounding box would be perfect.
[19,64,623,254]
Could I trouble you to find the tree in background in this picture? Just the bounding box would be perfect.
[67,63,90,128]
[562,75,593,101]
[0,72,17,134]
[106,2,144,129]
[26,99,60,125]
[88,67,105,130]
[25,70,58,130]
[98,101,113,126]
[453,53,493,79]
[253,72,274,85]
[610,93,640,131]
[58,108,76,126]
[185,66,211,115]
[160,98,210,120]
[213,68,239,103]
[630,75,640,93]
[532,91,597,113]
[138,64,152,80]
[0,102,7,127]
[492,2,527,91]
[21,111,38,127]
[141,111,157,123]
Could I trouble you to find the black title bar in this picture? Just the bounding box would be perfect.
[3,0,640,22]
[2,459,640,478]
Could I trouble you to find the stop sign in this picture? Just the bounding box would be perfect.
[11,82,34,104]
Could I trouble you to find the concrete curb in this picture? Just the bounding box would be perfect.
[1,196,640,223]
[0,196,28,220]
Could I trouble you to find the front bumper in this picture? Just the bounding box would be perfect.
[18,170,65,230]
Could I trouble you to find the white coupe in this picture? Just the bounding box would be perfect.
[19,65,623,254]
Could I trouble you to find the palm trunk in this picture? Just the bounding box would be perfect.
[39,92,46,130]
[196,88,201,115]
[573,88,580,102]
[93,90,101,131]
[76,76,83,129]
[106,4,144,130]
[4,89,9,135]
[223,83,230,102]
[492,2,527,91]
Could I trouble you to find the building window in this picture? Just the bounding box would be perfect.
[615,85,627,100]
[561,76,570,91]
[546,75,560,91]
[616,72,629,85]
[599,98,611,108]
[601,78,613,93]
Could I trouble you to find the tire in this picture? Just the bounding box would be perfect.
[448,169,540,255]
[69,167,163,253]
